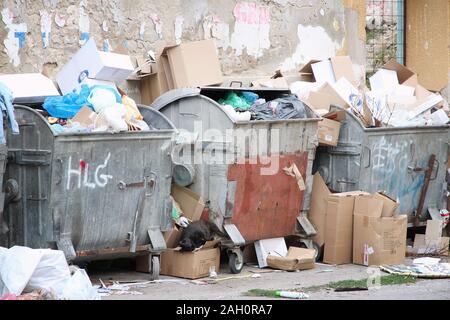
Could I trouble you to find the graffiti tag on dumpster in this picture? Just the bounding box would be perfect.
[66,153,113,190]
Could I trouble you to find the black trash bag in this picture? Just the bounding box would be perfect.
[249,94,308,120]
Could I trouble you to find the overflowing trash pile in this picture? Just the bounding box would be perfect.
[43,84,149,134]
[290,57,449,128]
[216,91,309,122]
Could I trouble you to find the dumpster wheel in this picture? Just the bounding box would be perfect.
[227,249,243,274]
[312,241,323,262]
[149,255,160,281]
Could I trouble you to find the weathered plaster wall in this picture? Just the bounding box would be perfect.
[0,0,366,82]
[405,0,449,99]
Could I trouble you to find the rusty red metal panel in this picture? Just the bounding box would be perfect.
[227,153,308,242]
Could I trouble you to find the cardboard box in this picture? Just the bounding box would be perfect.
[254,238,288,268]
[382,59,418,88]
[139,59,169,105]
[56,38,134,95]
[353,195,407,266]
[171,185,205,221]
[159,40,223,90]
[372,192,399,218]
[251,77,289,89]
[308,173,331,247]
[298,60,321,82]
[0,73,60,104]
[266,247,315,271]
[160,241,220,279]
[302,91,335,115]
[353,215,407,266]
[299,56,357,86]
[330,56,358,86]
[164,226,183,249]
[323,191,369,265]
[318,118,341,147]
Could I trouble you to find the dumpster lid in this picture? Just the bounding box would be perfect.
[152,88,201,111]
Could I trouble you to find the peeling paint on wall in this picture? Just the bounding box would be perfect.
[103,39,111,52]
[174,15,184,44]
[2,8,27,67]
[79,1,90,45]
[204,15,230,49]
[40,10,52,49]
[150,14,163,40]
[139,22,146,41]
[230,2,270,58]
[280,25,342,72]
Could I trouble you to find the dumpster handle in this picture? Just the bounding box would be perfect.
[55,158,63,185]
[363,147,371,168]
[430,159,439,181]
[229,81,243,88]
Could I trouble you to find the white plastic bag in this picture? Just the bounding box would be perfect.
[0,246,43,296]
[25,249,71,296]
[59,268,100,300]
[0,246,98,300]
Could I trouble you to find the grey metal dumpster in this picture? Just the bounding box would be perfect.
[0,105,176,279]
[315,106,449,227]
[0,144,7,238]
[153,87,320,273]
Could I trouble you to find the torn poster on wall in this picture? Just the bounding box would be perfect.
[174,15,184,45]
[203,15,230,49]
[150,14,163,40]
[230,2,270,58]
[40,10,52,48]
[139,22,146,41]
[2,8,27,67]
[79,1,90,45]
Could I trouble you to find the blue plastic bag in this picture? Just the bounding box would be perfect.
[43,85,122,119]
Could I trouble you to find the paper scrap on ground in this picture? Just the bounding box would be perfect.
[381,263,450,278]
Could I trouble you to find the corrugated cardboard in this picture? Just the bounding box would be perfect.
[373,192,399,217]
[353,194,384,218]
[140,60,169,105]
[318,118,341,147]
[331,56,358,86]
[298,60,321,82]
[353,215,407,266]
[135,225,183,273]
[159,40,223,90]
[302,91,335,115]
[251,77,289,89]
[171,185,205,221]
[308,173,331,247]
[299,56,357,86]
[254,238,288,268]
[56,38,134,95]
[266,247,315,271]
[160,244,220,279]
[324,191,369,265]
[382,59,418,88]
[164,226,183,249]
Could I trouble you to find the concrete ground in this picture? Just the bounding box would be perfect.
[87,257,450,300]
